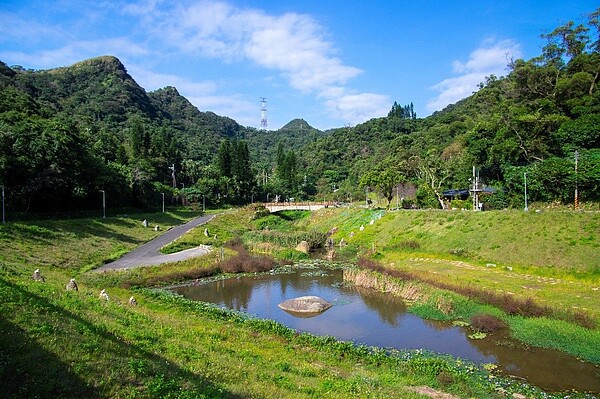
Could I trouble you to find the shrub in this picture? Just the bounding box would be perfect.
[470,314,507,333]
[219,238,276,273]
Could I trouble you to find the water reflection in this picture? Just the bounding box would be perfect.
[172,266,600,394]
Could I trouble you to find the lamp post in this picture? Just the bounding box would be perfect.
[100,190,106,218]
[1,186,5,224]
[162,192,165,213]
[574,150,579,210]
[523,172,528,212]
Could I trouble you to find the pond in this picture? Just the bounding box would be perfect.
[171,264,600,394]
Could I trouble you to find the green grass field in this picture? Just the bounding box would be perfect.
[0,206,598,398]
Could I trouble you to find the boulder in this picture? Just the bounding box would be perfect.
[278,295,332,317]
[295,240,310,253]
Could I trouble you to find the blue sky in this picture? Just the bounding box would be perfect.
[0,1,597,130]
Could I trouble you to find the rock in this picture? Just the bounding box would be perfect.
[295,240,310,253]
[32,269,45,282]
[66,278,78,291]
[99,289,109,301]
[278,296,332,317]
[128,296,138,306]
[369,219,374,225]
[204,228,209,237]
[512,394,527,399]
[327,226,338,235]
[349,231,355,238]
[142,219,148,227]
[339,238,346,247]
[154,225,160,231]
[359,225,365,231]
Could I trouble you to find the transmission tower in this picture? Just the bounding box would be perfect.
[260,97,268,130]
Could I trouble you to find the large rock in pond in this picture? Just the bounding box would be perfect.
[278,296,332,318]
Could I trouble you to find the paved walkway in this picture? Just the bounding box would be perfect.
[94,214,215,272]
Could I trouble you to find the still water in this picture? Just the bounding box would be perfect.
[172,265,600,394]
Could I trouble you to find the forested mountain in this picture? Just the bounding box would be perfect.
[1,8,599,215]
[301,10,600,209]
[0,56,249,212]
[241,118,328,168]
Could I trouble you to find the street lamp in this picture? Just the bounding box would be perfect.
[1,186,5,224]
[574,150,579,210]
[523,172,528,212]
[100,190,106,218]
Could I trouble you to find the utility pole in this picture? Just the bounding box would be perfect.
[574,150,579,210]
[162,192,165,213]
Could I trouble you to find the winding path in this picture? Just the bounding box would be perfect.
[93,214,215,272]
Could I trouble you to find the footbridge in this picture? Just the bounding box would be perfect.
[262,201,335,213]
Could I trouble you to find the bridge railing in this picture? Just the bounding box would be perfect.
[261,201,335,208]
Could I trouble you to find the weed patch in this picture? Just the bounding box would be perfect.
[470,314,507,333]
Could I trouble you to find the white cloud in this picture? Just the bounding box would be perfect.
[0,11,63,43]
[427,39,521,112]
[128,64,255,124]
[132,1,381,125]
[146,1,362,93]
[324,91,391,126]
[0,38,149,69]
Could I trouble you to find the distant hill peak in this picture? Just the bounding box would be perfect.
[71,55,127,72]
[280,118,317,131]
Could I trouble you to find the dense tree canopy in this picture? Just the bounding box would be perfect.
[1,9,599,215]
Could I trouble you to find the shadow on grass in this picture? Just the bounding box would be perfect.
[0,278,245,399]
[0,211,201,248]
[0,317,102,398]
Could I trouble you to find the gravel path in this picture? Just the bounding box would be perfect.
[93,214,215,272]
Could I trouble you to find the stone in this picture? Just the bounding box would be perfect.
[349,231,355,238]
[142,219,148,227]
[32,269,45,282]
[154,225,160,231]
[278,296,332,316]
[328,226,338,235]
[369,219,374,225]
[339,238,346,247]
[99,289,109,301]
[204,228,209,237]
[359,225,365,231]
[128,296,138,306]
[66,278,78,291]
[295,240,310,253]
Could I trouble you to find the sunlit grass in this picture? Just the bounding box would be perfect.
[2,206,599,398]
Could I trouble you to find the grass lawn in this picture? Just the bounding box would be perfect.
[0,206,598,398]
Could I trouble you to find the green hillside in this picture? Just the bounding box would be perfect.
[1,10,599,215]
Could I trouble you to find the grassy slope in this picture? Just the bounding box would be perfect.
[305,209,600,311]
[302,207,600,363]
[1,207,598,398]
[306,208,599,272]
[0,210,521,399]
